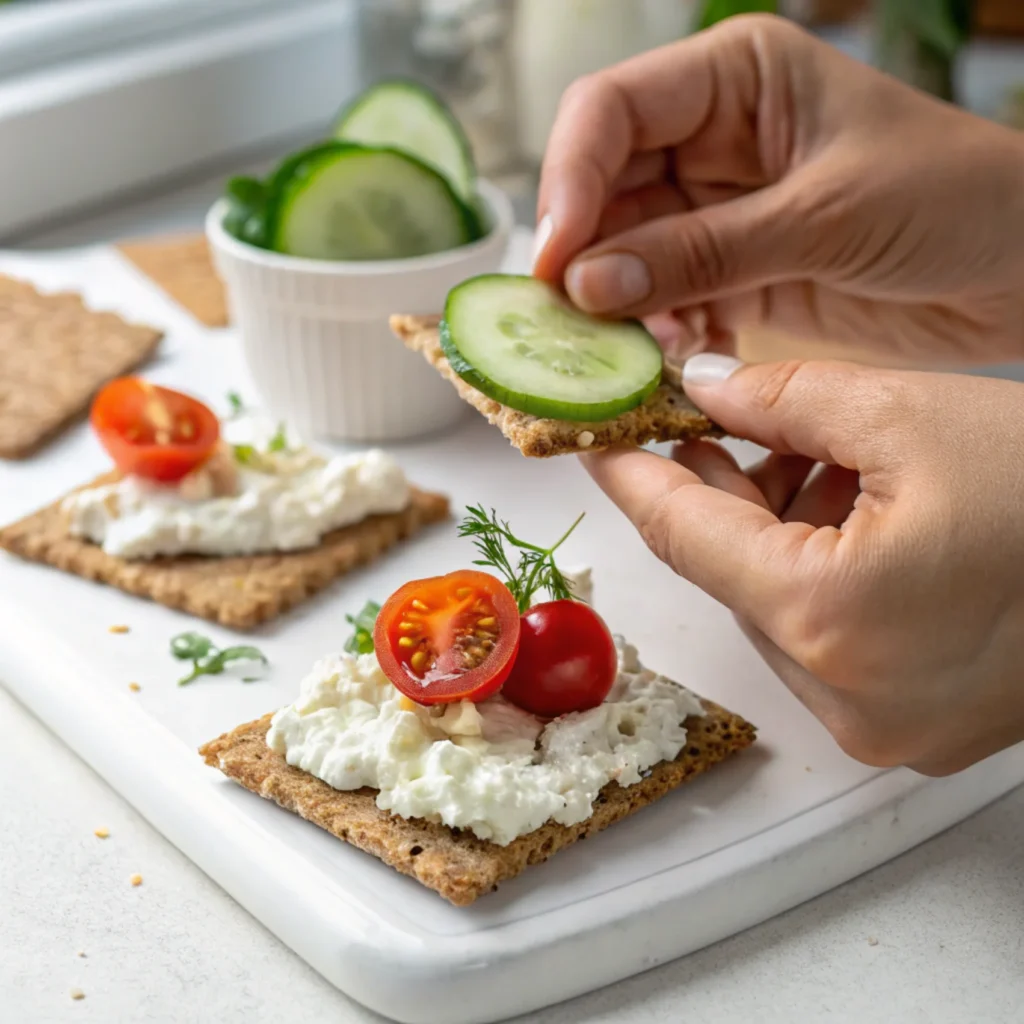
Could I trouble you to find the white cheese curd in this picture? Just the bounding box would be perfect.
[63,415,410,559]
[266,636,705,846]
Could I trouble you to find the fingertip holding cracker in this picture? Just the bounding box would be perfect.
[389,314,718,458]
[0,484,450,630]
[0,275,162,459]
[200,701,755,906]
[117,235,229,328]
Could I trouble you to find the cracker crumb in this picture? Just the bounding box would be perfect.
[70,988,85,1000]
[128,682,141,692]
[130,873,143,887]
[577,430,595,449]
[77,951,87,958]
[93,827,110,839]
[867,937,879,946]
[108,624,130,634]
[804,766,813,772]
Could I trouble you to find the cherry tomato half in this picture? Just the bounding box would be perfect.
[91,378,220,483]
[500,600,617,718]
[374,570,521,705]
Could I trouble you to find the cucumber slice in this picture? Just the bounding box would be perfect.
[334,80,476,204]
[441,275,663,422]
[270,143,476,260]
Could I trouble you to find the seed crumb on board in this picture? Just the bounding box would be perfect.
[77,951,87,958]
[576,430,595,449]
[804,766,813,772]
[70,988,85,1000]
[867,937,879,946]
[130,873,143,887]
[108,624,130,634]
[93,827,110,839]
[128,682,141,692]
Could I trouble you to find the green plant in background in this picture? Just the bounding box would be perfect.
[876,0,972,101]
[698,0,777,30]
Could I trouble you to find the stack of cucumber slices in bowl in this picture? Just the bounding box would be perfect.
[224,81,485,261]
[206,80,515,444]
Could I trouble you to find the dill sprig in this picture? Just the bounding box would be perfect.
[458,505,584,613]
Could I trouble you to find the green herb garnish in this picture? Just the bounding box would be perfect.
[458,505,584,613]
[226,391,245,417]
[232,443,257,466]
[170,631,267,686]
[267,422,289,453]
[344,600,381,655]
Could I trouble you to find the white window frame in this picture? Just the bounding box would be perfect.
[0,0,360,238]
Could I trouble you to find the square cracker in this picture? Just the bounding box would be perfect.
[390,313,717,458]
[118,235,229,328]
[200,700,756,906]
[0,276,162,459]
[0,481,449,630]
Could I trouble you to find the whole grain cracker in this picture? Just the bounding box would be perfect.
[0,482,449,630]
[0,276,162,459]
[117,235,229,328]
[389,314,717,458]
[200,700,755,905]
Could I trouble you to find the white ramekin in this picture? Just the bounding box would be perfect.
[205,179,514,443]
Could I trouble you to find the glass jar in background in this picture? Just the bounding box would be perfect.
[355,0,523,193]
[511,0,699,166]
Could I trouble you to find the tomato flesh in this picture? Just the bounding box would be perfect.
[91,377,220,483]
[500,601,618,718]
[374,570,521,705]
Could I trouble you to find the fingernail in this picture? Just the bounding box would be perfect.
[531,214,554,270]
[566,253,652,312]
[682,353,745,388]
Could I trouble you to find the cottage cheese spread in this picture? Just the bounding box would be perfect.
[266,635,704,846]
[63,418,410,559]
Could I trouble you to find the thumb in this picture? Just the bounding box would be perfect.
[564,178,807,317]
[681,354,908,467]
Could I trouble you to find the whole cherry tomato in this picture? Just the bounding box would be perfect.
[500,600,617,717]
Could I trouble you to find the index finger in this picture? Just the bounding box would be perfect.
[581,446,824,631]
[533,22,755,281]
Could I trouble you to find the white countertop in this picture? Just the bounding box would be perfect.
[3,163,1024,1024]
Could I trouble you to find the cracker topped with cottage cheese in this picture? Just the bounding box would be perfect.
[200,509,757,904]
[63,421,411,560]
[267,636,705,846]
[0,378,449,628]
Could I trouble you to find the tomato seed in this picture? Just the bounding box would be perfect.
[411,599,429,612]
[477,617,496,628]
[398,637,415,648]
[455,587,473,599]
[410,651,429,672]
[398,621,418,633]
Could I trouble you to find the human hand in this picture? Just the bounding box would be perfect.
[534,15,1024,365]
[582,354,1024,775]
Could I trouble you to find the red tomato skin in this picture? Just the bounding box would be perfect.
[373,570,521,706]
[500,601,618,718]
[91,378,220,483]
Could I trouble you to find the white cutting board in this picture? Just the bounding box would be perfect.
[1,233,1022,1024]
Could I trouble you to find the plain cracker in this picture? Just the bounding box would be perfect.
[0,482,449,629]
[0,276,162,459]
[390,314,717,458]
[118,235,229,328]
[200,700,756,905]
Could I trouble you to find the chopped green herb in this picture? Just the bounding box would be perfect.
[344,600,381,655]
[458,505,584,613]
[170,631,267,686]
[226,391,245,417]
[267,422,289,453]
[232,443,257,466]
